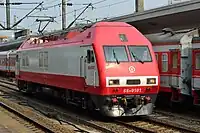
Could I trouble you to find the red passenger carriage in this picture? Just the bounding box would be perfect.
[146,28,200,107]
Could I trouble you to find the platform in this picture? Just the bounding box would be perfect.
[0,106,34,133]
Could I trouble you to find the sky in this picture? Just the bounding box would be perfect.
[0,0,190,37]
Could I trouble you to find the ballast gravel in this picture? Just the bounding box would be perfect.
[0,96,76,133]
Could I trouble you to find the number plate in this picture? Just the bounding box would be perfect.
[123,88,142,93]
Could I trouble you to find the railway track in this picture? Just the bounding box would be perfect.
[154,109,200,124]
[115,118,198,133]
[1,78,200,133]
[115,120,178,133]
[0,78,17,87]
[0,101,55,133]
[0,79,126,133]
[0,94,118,133]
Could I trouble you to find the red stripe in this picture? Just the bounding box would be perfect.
[16,71,159,95]
[17,71,87,92]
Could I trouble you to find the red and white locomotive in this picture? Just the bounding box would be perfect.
[146,28,200,106]
[12,22,159,117]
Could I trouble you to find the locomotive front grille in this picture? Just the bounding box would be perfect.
[126,79,141,85]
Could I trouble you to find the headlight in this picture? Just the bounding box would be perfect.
[109,79,119,85]
[147,78,156,84]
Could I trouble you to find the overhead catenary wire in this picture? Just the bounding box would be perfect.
[30,0,72,16]
[27,0,109,29]
[0,0,132,31]
[55,0,131,23]
[27,0,132,33]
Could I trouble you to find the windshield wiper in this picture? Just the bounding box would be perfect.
[131,51,144,64]
[112,49,120,64]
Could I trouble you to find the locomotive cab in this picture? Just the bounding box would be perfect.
[98,45,159,117]
[91,23,160,117]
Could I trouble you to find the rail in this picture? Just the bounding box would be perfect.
[0,102,55,133]
[115,118,199,133]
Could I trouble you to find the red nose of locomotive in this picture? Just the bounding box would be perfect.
[99,62,159,117]
[99,44,159,117]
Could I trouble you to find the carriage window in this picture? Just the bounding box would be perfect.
[195,53,200,70]
[162,53,168,72]
[172,52,178,68]
[103,46,128,62]
[128,45,152,62]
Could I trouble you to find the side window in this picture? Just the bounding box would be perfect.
[39,52,43,67]
[44,52,48,67]
[39,51,48,67]
[162,53,168,72]
[21,53,29,67]
[87,50,95,63]
[195,53,200,70]
[172,52,178,68]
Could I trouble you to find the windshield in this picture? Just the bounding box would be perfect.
[128,46,152,62]
[104,46,128,62]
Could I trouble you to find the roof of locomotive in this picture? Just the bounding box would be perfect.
[91,22,132,27]
[18,22,146,50]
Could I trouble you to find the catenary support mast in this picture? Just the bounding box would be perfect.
[62,0,67,30]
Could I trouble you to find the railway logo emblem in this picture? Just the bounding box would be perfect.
[128,66,135,73]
